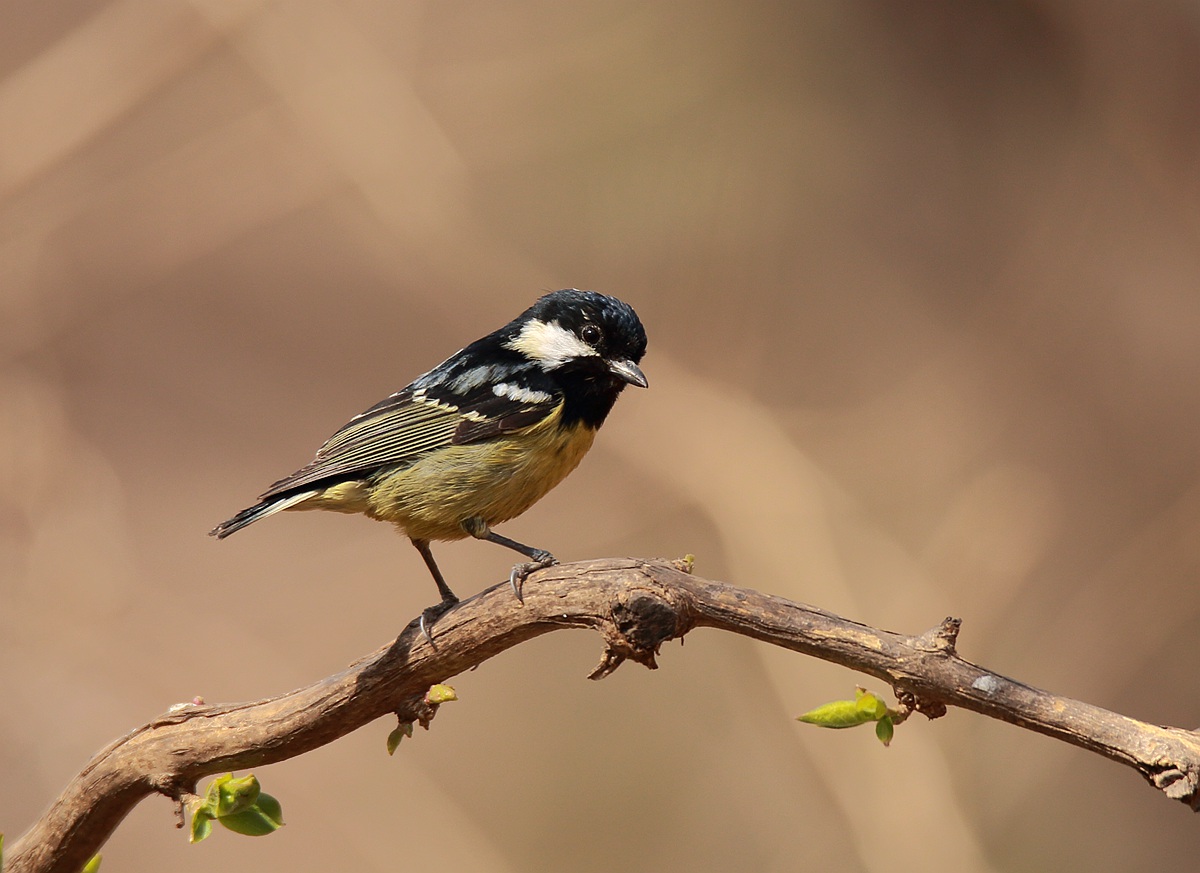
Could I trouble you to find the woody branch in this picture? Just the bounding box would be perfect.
[7,557,1199,873]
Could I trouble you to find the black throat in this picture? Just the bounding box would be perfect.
[557,369,627,430]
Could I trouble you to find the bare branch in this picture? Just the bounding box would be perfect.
[8,557,1199,872]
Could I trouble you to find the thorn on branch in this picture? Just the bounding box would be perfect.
[588,649,627,680]
[915,617,961,655]
[155,779,199,830]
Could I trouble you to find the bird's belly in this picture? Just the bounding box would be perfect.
[360,418,597,542]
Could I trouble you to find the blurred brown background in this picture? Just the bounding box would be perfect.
[3,2,1199,870]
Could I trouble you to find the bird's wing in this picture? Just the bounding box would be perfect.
[258,384,559,499]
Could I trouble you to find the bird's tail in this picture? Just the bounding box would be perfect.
[209,491,316,538]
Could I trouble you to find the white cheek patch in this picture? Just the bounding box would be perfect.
[493,382,553,404]
[505,319,597,368]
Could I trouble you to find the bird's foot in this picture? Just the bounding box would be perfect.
[418,597,459,644]
[508,550,557,602]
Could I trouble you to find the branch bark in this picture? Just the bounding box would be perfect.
[8,557,1199,872]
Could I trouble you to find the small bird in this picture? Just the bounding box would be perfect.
[211,289,647,627]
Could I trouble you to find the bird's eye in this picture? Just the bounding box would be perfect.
[581,323,602,346]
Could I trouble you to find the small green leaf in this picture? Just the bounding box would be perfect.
[855,691,887,720]
[426,684,457,705]
[81,853,102,873]
[190,774,283,842]
[201,777,223,815]
[189,810,214,844]
[215,774,261,817]
[797,699,874,729]
[799,688,898,735]
[255,792,284,826]
[387,722,414,755]
[218,792,284,837]
[876,716,895,747]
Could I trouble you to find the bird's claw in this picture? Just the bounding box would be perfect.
[418,598,458,644]
[508,551,557,602]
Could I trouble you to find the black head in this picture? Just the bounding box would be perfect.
[507,289,647,382]
[502,289,648,427]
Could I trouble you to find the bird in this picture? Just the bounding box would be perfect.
[211,289,648,630]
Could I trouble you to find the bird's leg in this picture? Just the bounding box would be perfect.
[461,518,557,601]
[412,538,458,642]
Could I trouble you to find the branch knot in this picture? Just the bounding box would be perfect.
[589,584,687,679]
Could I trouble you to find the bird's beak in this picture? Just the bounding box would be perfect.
[608,359,648,388]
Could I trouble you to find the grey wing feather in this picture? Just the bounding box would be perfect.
[259,393,460,498]
[258,388,559,499]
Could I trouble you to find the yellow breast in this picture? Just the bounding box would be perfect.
[300,404,596,543]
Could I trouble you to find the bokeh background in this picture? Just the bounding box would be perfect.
[3,2,1199,870]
